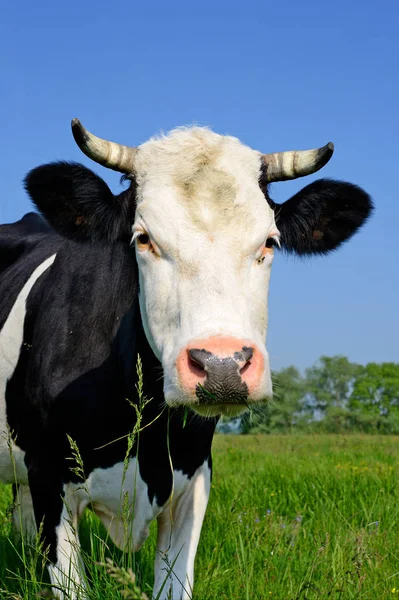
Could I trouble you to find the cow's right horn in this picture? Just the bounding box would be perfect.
[71,119,137,175]
[262,142,334,182]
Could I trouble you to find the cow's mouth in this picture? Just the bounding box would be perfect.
[191,402,248,418]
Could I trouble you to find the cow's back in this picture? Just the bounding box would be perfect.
[0,213,61,327]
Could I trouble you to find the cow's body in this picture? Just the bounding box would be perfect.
[0,122,372,600]
[0,213,215,599]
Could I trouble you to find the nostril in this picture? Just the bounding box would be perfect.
[241,346,253,362]
[189,355,205,372]
[240,361,252,376]
[238,347,254,376]
[188,349,210,371]
[187,349,209,379]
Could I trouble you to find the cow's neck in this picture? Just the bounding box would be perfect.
[4,236,218,479]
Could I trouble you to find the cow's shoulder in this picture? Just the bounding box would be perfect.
[4,238,140,465]
[20,241,139,424]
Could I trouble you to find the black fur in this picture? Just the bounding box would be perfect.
[272,179,373,255]
[24,162,136,244]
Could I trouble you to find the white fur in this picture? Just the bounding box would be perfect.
[0,255,56,484]
[153,461,211,600]
[87,458,162,552]
[41,462,205,600]
[48,486,87,600]
[133,127,276,408]
[22,458,160,599]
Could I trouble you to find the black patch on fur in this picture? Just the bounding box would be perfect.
[26,447,65,563]
[270,178,373,255]
[2,218,217,563]
[24,162,136,244]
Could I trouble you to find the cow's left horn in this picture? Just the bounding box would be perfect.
[262,142,334,182]
[71,119,137,174]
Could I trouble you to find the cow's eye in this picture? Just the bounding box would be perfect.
[265,234,280,249]
[136,232,151,251]
[138,233,150,245]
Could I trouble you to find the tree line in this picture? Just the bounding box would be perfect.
[234,357,399,434]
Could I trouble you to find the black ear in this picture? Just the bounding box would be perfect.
[24,162,135,243]
[274,179,373,255]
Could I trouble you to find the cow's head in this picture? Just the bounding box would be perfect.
[26,120,372,416]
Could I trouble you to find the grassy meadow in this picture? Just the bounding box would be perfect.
[1,434,399,599]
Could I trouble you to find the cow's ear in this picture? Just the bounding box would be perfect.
[24,162,134,243]
[274,179,373,255]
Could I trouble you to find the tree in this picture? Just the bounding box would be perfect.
[270,366,305,430]
[236,358,399,436]
[304,355,361,419]
[349,362,399,420]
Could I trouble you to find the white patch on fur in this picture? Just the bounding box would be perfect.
[154,461,211,600]
[133,127,275,408]
[46,462,199,599]
[48,484,87,600]
[47,460,161,599]
[87,458,162,551]
[0,255,56,484]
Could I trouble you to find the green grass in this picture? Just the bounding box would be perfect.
[1,434,399,599]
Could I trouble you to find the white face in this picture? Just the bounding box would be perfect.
[132,128,278,416]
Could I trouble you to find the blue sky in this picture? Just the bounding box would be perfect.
[1,0,397,371]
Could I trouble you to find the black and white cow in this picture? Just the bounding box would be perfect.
[0,120,372,599]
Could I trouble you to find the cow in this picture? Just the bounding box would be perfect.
[0,120,372,599]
